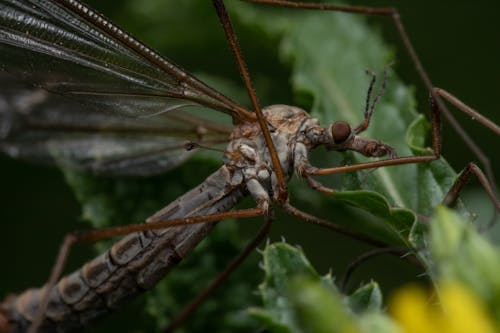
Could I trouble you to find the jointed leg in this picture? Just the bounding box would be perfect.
[241,0,498,195]
[164,216,273,332]
[339,246,418,293]
[26,207,265,333]
[432,88,500,136]
[281,202,424,268]
[302,92,499,214]
[281,202,386,248]
[213,0,288,200]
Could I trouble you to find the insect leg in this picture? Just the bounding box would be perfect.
[6,207,264,333]
[213,0,288,201]
[241,0,497,202]
[164,216,272,332]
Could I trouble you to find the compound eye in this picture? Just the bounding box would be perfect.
[331,121,351,143]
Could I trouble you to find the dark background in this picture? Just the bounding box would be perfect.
[0,0,498,331]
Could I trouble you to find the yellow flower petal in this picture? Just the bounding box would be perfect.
[389,282,498,333]
[389,284,439,333]
[438,281,497,333]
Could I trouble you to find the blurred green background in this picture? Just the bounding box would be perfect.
[0,0,498,331]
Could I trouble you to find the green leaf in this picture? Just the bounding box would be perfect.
[249,242,351,333]
[430,206,500,322]
[230,0,460,245]
[289,277,355,333]
[46,0,468,331]
[347,282,384,313]
[332,190,416,245]
[251,243,401,333]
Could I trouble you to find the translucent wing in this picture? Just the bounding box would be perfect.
[0,73,232,176]
[0,0,242,175]
[0,0,248,118]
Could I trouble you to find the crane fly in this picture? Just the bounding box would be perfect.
[0,0,499,332]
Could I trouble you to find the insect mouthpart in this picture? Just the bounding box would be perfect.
[324,122,396,158]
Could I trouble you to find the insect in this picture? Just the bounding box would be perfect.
[0,0,498,330]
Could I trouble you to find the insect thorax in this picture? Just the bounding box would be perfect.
[223,105,319,200]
